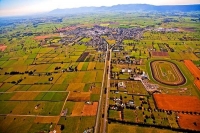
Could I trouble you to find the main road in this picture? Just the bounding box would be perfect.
[103,48,112,133]
[94,42,114,133]
[94,43,109,133]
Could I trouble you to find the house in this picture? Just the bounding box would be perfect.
[121,68,126,73]
[118,82,126,88]
[128,68,132,73]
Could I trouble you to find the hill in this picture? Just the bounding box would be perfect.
[49,4,200,14]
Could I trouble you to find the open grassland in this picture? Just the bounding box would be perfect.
[125,81,148,95]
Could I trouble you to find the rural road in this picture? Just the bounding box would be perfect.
[94,43,108,133]
[103,48,112,133]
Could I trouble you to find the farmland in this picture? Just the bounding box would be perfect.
[0,9,200,133]
[154,94,200,112]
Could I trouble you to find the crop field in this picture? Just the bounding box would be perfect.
[150,60,186,86]
[177,113,200,131]
[154,94,200,112]
[151,51,169,57]
[184,60,200,90]
[67,83,85,91]
[184,60,200,78]
[82,102,98,116]
[58,116,96,133]
[0,45,7,51]
[108,123,177,133]
[0,33,104,132]
[67,92,91,102]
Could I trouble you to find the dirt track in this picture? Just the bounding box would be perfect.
[150,60,186,86]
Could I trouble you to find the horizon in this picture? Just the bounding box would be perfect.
[0,0,200,17]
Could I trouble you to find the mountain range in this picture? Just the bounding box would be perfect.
[49,4,200,14]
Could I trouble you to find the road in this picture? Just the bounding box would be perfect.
[54,91,70,130]
[94,43,108,133]
[103,48,112,133]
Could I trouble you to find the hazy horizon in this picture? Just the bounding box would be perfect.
[0,0,200,17]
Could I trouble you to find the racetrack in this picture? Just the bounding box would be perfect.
[150,60,186,86]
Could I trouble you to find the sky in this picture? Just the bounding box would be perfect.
[0,0,200,17]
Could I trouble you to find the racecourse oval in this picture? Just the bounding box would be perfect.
[150,60,186,86]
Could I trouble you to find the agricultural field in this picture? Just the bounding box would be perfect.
[0,10,200,133]
[0,19,105,132]
[153,94,200,112]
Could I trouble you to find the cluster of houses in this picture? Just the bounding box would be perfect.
[48,24,146,53]
[153,27,180,32]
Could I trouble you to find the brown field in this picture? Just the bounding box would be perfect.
[57,26,77,32]
[0,44,7,51]
[67,92,91,102]
[82,102,98,116]
[184,60,200,78]
[34,116,60,123]
[91,87,101,94]
[184,60,200,90]
[71,102,85,116]
[10,92,40,100]
[194,80,200,91]
[76,52,89,62]
[34,34,59,40]
[151,51,169,57]
[154,94,200,112]
[177,113,200,131]
[34,35,50,40]
[67,83,85,91]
